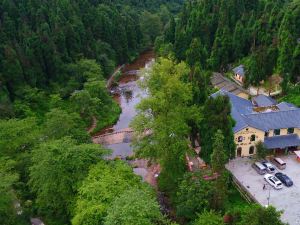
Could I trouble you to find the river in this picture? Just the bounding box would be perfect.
[95,50,154,159]
[93,51,176,220]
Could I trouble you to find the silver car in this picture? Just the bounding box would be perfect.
[262,162,276,173]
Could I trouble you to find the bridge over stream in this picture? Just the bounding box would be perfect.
[93,128,134,145]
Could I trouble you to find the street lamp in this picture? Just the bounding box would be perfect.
[267,185,271,207]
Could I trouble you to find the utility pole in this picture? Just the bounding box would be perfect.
[267,186,271,207]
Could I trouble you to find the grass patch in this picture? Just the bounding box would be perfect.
[280,88,300,107]
[225,182,249,211]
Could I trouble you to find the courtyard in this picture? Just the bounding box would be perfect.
[226,155,300,225]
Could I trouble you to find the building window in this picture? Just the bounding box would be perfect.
[249,146,255,155]
[287,128,294,134]
[274,129,280,136]
[238,136,243,142]
[250,134,256,142]
[265,131,269,137]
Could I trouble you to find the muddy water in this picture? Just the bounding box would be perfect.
[104,51,154,158]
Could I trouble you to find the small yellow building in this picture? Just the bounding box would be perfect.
[212,91,300,157]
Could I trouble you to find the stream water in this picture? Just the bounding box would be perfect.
[96,51,176,220]
[101,51,154,158]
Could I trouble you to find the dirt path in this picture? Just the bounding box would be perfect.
[106,65,124,89]
[130,159,160,188]
[87,116,97,134]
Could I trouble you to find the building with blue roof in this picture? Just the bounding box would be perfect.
[233,65,245,84]
[212,90,300,157]
[252,94,277,107]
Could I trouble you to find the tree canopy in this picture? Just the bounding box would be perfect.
[131,58,199,193]
[29,138,109,224]
[105,188,165,225]
[72,161,153,225]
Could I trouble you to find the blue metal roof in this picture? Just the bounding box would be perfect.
[211,90,252,132]
[211,90,300,133]
[264,134,300,149]
[277,102,297,111]
[244,109,300,131]
[253,95,277,107]
[233,65,245,77]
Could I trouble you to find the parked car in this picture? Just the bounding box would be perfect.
[275,172,293,187]
[271,157,286,170]
[262,161,276,173]
[264,174,283,189]
[252,162,267,175]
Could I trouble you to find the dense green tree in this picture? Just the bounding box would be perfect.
[192,210,224,225]
[29,138,109,224]
[105,188,165,225]
[200,95,236,163]
[72,161,143,225]
[0,157,19,225]
[186,38,207,68]
[255,141,268,160]
[277,2,300,82]
[174,29,190,61]
[237,205,287,225]
[131,58,199,194]
[191,66,210,105]
[1,46,24,98]
[175,173,213,221]
[233,21,247,59]
[42,108,90,143]
[209,26,232,71]
[140,11,163,46]
[210,130,228,211]
[0,86,14,118]
[70,90,98,118]
[164,16,176,44]
[211,130,227,174]
[0,118,39,158]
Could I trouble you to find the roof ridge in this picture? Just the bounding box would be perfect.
[244,107,300,116]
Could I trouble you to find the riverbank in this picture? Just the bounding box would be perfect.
[92,50,162,187]
[88,50,155,135]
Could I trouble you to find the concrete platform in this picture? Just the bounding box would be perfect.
[227,156,300,225]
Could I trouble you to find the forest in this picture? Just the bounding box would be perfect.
[0,0,298,225]
[0,0,182,224]
[0,0,183,119]
[156,0,299,88]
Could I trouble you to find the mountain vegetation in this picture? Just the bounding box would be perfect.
[0,1,182,224]
[0,0,295,224]
[156,0,300,86]
[0,0,183,119]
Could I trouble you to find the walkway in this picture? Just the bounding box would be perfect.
[87,116,97,134]
[93,128,134,145]
[106,65,125,89]
[211,73,249,99]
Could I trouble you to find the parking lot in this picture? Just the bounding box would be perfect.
[226,155,300,225]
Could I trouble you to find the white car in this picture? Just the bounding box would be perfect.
[262,162,276,173]
[264,174,283,189]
